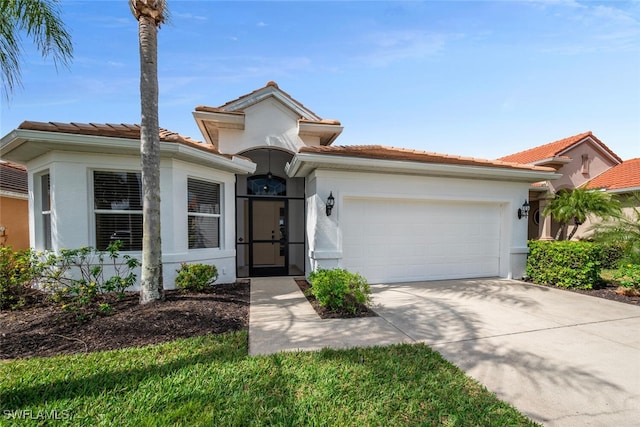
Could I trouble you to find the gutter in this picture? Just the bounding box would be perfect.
[287,152,561,182]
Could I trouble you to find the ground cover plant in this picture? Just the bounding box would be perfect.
[1,333,538,426]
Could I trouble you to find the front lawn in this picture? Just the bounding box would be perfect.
[1,331,537,426]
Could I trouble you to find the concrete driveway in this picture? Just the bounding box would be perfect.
[371,279,640,427]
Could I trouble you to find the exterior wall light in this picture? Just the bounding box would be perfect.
[326,192,335,216]
[518,200,530,220]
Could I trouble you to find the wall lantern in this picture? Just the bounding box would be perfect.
[517,200,530,220]
[326,192,335,216]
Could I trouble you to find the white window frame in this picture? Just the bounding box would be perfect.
[92,169,143,251]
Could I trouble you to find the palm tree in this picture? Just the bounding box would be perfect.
[543,188,621,240]
[0,0,72,99]
[130,0,166,304]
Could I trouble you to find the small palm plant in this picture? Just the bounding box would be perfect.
[590,192,640,264]
[543,188,621,240]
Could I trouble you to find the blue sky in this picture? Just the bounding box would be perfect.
[1,0,639,160]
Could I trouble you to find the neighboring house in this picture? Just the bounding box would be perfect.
[0,161,29,249]
[582,158,640,234]
[0,82,557,287]
[498,132,623,240]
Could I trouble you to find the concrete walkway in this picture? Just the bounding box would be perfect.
[249,277,640,426]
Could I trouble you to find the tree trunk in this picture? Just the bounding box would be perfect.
[554,223,566,241]
[137,13,163,304]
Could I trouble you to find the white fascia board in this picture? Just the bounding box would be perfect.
[192,110,245,129]
[0,190,28,200]
[227,88,321,121]
[287,153,561,182]
[609,186,640,194]
[531,157,571,166]
[0,129,256,174]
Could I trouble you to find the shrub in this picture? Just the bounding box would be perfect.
[0,247,38,310]
[615,264,640,296]
[36,241,140,317]
[308,268,371,314]
[596,241,626,269]
[175,263,218,292]
[526,240,602,289]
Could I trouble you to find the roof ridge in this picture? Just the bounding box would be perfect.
[497,131,593,162]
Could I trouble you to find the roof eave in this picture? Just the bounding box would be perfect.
[0,129,256,174]
[286,152,561,182]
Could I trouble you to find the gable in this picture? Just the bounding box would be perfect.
[498,132,622,166]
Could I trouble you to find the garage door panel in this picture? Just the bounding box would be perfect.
[342,198,501,283]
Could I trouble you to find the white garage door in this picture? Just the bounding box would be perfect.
[341,198,502,283]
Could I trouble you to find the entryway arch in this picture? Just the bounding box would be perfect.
[235,148,305,277]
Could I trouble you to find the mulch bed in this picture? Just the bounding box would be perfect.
[540,282,640,305]
[0,281,250,360]
[294,279,377,319]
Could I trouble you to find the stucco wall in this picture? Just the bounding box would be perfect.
[306,169,531,280]
[0,195,29,249]
[26,151,239,289]
[218,99,306,155]
[549,141,619,193]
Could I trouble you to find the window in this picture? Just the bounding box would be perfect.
[581,154,590,174]
[247,174,286,196]
[41,173,52,250]
[188,178,220,249]
[93,171,142,251]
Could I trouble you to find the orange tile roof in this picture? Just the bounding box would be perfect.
[300,145,556,172]
[18,121,223,156]
[498,131,622,164]
[585,158,640,191]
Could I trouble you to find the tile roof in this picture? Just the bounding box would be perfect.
[585,158,640,191]
[497,131,622,164]
[299,145,556,172]
[0,161,28,194]
[17,121,222,156]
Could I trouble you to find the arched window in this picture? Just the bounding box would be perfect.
[247,174,286,196]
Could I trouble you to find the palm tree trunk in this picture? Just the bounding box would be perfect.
[567,225,579,241]
[555,224,566,241]
[137,11,163,304]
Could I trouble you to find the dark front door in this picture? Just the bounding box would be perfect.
[249,199,287,276]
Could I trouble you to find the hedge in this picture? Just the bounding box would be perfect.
[526,240,602,289]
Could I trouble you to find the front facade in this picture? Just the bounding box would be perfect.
[0,82,557,287]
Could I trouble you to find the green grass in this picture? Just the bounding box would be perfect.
[1,331,537,426]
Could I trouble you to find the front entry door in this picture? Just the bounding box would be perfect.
[250,199,287,276]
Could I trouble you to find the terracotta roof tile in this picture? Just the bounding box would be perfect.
[299,145,555,172]
[498,131,622,164]
[0,161,28,194]
[585,158,640,191]
[18,121,222,156]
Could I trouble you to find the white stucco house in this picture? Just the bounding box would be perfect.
[0,82,558,287]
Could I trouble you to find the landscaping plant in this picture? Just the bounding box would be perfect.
[35,241,140,317]
[526,240,602,289]
[0,247,38,310]
[175,263,218,292]
[308,268,371,313]
[614,264,640,296]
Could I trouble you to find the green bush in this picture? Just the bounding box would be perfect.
[615,263,640,295]
[526,240,603,289]
[175,263,218,292]
[36,241,140,317]
[596,241,626,269]
[308,268,371,313]
[0,247,38,309]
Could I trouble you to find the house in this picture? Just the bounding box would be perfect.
[0,161,29,249]
[498,132,623,240]
[583,158,640,230]
[0,82,558,286]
